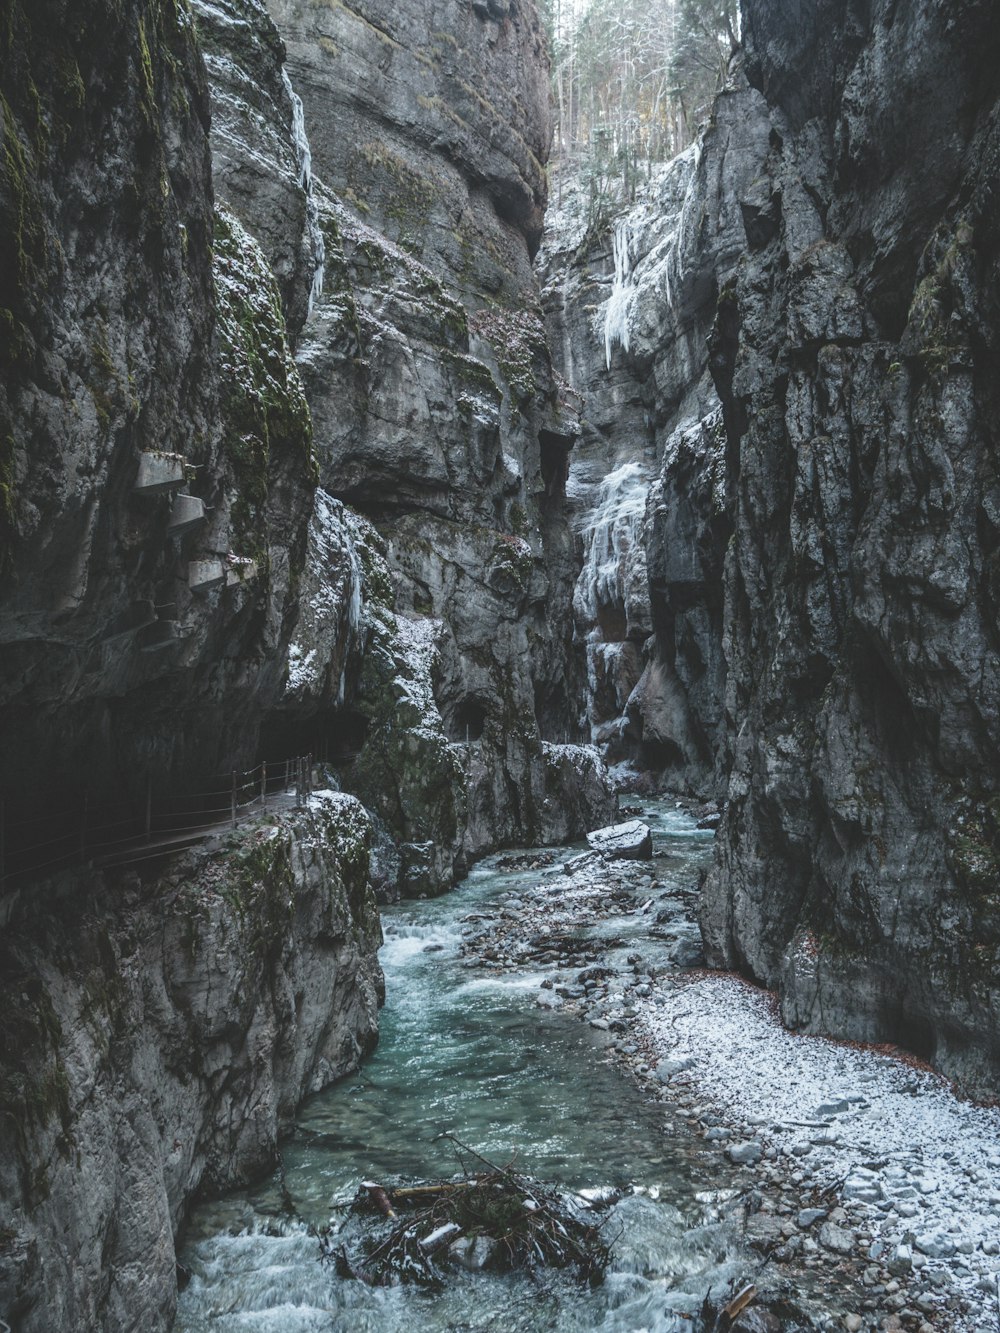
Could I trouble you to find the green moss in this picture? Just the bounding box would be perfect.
[442,348,500,401]
[346,510,394,611]
[490,532,534,592]
[0,89,47,351]
[137,17,156,126]
[221,827,297,961]
[0,431,15,572]
[87,320,120,434]
[905,217,974,382]
[213,204,317,565]
[468,307,548,407]
[306,0,402,51]
[349,141,439,239]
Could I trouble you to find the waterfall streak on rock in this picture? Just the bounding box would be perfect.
[282,67,325,314]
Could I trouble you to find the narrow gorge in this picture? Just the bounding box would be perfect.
[2,0,999,1329]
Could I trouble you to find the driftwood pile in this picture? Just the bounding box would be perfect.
[321,1139,612,1289]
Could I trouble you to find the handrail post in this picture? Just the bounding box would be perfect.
[231,771,237,828]
[145,775,152,843]
[0,796,5,892]
[261,760,267,811]
[81,792,89,861]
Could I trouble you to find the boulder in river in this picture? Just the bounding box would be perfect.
[586,819,653,860]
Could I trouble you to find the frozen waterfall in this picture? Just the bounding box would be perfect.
[283,67,326,316]
[603,218,636,369]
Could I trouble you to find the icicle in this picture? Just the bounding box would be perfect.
[282,67,326,317]
[574,461,649,628]
[603,219,635,370]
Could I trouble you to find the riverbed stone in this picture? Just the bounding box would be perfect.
[655,1057,696,1082]
[890,1242,917,1274]
[449,1235,498,1272]
[819,1222,856,1256]
[586,820,653,860]
[914,1233,956,1260]
[728,1140,763,1166]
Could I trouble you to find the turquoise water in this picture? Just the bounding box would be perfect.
[173,805,770,1331]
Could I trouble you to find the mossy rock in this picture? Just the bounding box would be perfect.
[213,204,317,564]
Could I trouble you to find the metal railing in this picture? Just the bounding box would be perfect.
[0,754,314,890]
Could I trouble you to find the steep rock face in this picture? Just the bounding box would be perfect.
[701,0,1000,1094]
[258,0,614,884]
[266,0,550,299]
[539,84,768,793]
[192,0,322,343]
[0,0,320,824]
[0,796,383,1332]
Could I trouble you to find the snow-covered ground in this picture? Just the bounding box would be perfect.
[632,974,1000,1331]
[459,816,1000,1331]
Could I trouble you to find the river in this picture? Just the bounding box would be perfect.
[173,803,795,1331]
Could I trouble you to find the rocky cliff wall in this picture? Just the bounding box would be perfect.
[0,795,383,1332]
[255,0,613,884]
[539,83,767,795]
[544,0,1000,1093]
[0,0,610,894]
[700,0,1000,1095]
[0,3,607,1329]
[0,0,321,817]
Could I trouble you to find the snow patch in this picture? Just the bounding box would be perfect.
[636,974,1000,1326]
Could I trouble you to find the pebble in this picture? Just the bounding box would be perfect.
[655,1057,695,1082]
[915,1232,956,1260]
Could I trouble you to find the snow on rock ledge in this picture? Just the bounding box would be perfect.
[586,818,653,860]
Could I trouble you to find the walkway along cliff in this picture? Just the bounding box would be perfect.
[3,0,1000,1327]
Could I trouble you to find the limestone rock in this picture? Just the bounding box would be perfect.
[587,819,653,860]
[0,802,383,1332]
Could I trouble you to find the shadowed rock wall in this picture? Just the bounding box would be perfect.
[0,796,383,1332]
[698,0,1000,1095]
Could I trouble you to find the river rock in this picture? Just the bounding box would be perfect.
[655,1057,696,1082]
[914,1232,956,1260]
[890,1242,917,1274]
[843,1171,883,1204]
[564,851,603,875]
[819,1222,856,1256]
[449,1234,498,1272]
[728,1140,763,1167]
[586,820,653,860]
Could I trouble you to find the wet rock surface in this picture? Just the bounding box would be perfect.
[543,0,1000,1094]
[0,795,384,1333]
[586,818,653,860]
[698,0,1000,1096]
[456,806,1000,1331]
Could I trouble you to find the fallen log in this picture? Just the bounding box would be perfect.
[322,1140,613,1289]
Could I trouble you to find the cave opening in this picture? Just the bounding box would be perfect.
[449,698,487,744]
[638,736,686,773]
[539,430,571,504]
